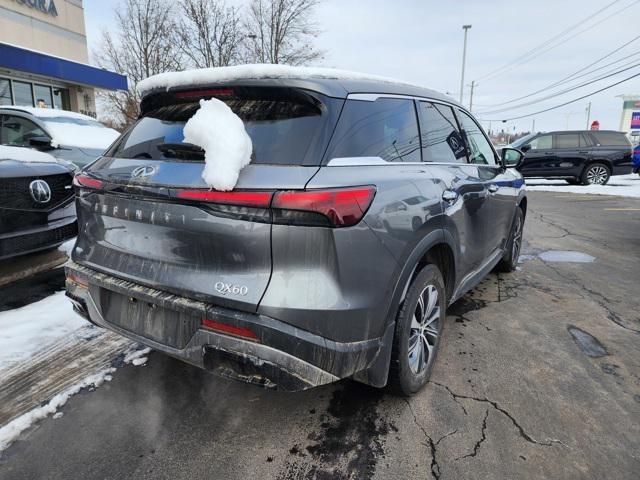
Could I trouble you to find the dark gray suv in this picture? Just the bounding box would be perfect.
[65,72,527,395]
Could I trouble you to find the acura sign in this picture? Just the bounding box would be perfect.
[13,0,58,17]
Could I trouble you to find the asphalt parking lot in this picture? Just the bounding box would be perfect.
[0,191,638,480]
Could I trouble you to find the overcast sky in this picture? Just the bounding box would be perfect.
[84,0,640,134]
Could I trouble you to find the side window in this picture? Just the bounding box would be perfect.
[417,101,466,163]
[591,131,631,147]
[326,98,420,163]
[0,115,48,147]
[529,134,552,150]
[554,134,580,149]
[457,110,497,165]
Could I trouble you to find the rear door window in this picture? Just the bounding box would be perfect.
[554,134,580,149]
[110,88,335,166]
[590,131,631,147]
[417,101,466,163]
[325,98,421,163]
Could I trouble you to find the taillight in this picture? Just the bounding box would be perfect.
[174,189,273,207]
[73,174,104,190]
[272,186,376,227]
[202,318,258,341]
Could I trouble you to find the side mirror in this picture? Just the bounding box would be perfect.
[29,136,55,150]
[520,144,531,153]
[501,147,524,169]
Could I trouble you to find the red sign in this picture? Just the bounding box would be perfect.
[590,120,600,130]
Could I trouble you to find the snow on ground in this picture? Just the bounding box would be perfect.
[0,367,115,451]
[183,98,253,190]
[0,291,87,372]
[0,145,58,163]
[137,64,427,96]
[526,174,640,198]
[58,237,76,257]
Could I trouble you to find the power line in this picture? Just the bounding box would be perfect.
[477,60,640,115]
[477,71,640,122]
[475,0,625,83]
[477,33,640,108]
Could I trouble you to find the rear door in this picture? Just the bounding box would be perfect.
[519,133,554,177]
[415,101,488,275]
[552,132,591,176]
[75,87,340,312]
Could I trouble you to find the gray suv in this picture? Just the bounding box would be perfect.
[65,74,527,395]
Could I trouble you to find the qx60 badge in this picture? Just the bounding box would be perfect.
[29,179,52,203]
[215,282,249,296]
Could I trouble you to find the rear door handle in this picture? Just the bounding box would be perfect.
[442,190,458,203]
[488,184,499,193]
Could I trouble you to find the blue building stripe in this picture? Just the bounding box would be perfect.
[0,43,128,91]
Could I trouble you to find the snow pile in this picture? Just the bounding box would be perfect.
[183,98,253,190]
[138,64,420,97]
[0,145,58,163]
[123,346,151,366]
[0,292,87,372]
[0,367,115,452]
[526,174,640,198]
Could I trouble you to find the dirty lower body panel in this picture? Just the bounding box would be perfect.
[65,261,389,391]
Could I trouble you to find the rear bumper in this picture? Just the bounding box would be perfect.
[0,217,77,260]
[65,262,390,391]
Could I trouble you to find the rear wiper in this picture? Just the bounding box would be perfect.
[157,142,205,160]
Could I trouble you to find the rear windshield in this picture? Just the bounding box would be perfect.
[590,131,631,147]
[107,88,337,165]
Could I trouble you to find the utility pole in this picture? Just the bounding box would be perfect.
[460,25,472,104]
[532,118,535,133]
[585,102,592,129]
[469,80,475,111]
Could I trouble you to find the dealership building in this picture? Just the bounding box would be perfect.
[0,0,126,117]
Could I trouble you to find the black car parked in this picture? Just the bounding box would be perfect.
[510,130,632,185]
[0,146,77,259]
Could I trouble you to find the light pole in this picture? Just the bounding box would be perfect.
[460,25,472,104]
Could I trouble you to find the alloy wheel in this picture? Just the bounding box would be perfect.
[586,166,608,185]
[512,216,522,262]
[408,284,440,374]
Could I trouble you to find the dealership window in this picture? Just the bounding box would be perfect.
[12,81,34,107]
[0,78,71,110]
[34,84,54,109]
[0,79,11,105]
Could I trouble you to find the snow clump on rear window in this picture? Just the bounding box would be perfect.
[183,98,253,191]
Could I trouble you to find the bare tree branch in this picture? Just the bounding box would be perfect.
[244,0,324,65]
[94,0,184,129]
[177,0,245,68]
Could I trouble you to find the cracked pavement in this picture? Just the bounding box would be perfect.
[1,191,639,479]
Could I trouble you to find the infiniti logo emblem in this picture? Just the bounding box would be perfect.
[29,180,52,204]
[131,165,156,178]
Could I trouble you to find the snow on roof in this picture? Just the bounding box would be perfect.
[1,106,120,149]
[1,105,97,122]
[0,145,59,163]
[137,64,418,97]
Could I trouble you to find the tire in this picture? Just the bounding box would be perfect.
[581,163,610,185]
[412,217,421,232]
[496,207,524,273]
[388,265,446,396]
